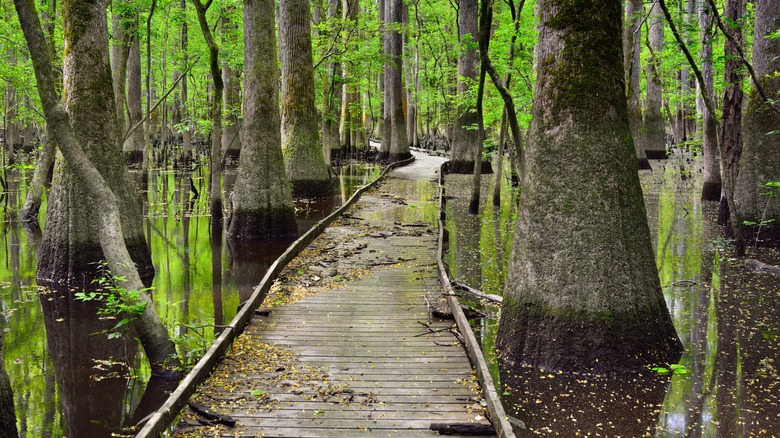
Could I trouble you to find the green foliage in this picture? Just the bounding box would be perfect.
[74,263,149,339]
[652,363,690,376]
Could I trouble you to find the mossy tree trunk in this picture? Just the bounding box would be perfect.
[387,0,410,162]
[226,0,298,240]
[280,0,331,198]
[643,0,667,160]
[37,0,154,288]
[734,0,780,243]
[14,0,180,376]
[699,1,721,200]
[496,0,683,373]
[448,0,480,174]
[625,0,650,170]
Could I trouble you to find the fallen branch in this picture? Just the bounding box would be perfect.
[452,281,503,304]
[187,402,236,427]
[743,259,780,277]
[430,423,496,436]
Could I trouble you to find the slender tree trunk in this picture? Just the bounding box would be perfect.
[321,0,343,162]
[717,0,745,231]
[193,0,224,228]
[226,0,298,240]
[644,0,667,159]
[221,61,241,165]
[387,0,410,162]
[496,0,682,373]
[700,1,721,200]
[379,0,391,161]
[111,3,133,150]
[280,0,331,198]
[20,136,55,223]
[625,0,650,169]
[125,26,145,166]
[179,0,192,168]
[734,0,780,243]
[221,12,241,166]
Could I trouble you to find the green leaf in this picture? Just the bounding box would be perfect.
[251,389,264,397]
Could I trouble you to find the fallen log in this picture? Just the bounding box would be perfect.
[451,281,503,304]
[743,258,780,277]
[430,423,496,436]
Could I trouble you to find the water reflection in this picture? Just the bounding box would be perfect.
[444,154,780,436]
[0,162,379,436]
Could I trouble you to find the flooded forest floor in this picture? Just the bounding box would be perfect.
[443,152,780,437]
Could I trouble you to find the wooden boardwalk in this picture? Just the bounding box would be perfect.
[173,158,495,437]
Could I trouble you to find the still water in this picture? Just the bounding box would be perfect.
[0,163,379,437]
[444,154,780,437]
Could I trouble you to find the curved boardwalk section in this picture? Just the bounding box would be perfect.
[173,154,495,437]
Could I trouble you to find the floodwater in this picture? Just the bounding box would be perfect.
[0,162,379,437]
[444,153,780,437]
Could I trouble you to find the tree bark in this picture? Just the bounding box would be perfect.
[734,0,780,243]
[625,0,650,169]
[193,0,224,228]
[321,0,343,162]
[699,1,721,200]
[20,136,56,224]
[226,0,298,240]
[125,28,145,166]
[280,0,331,197]
[643,0,667,160]
[379,0,392,161]
[387,0,411,162]
[13,0,179,376]
[221,61,242,166]
[110,2,133,152]
[179,0,192,168]
[717,0,745,231]
[36,0,154,288]
[496,0,682,373]
[448,0,481,173]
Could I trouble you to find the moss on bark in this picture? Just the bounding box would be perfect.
[497,0,682,373]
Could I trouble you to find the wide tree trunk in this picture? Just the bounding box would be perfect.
[734,0,780,243]
[280,0,331,198]
[496,0,682,373]
[448,0,481,173]
[14,0,179,377]
[226,0,298,240]
[37,0,154,288]
[387,0,411,162]
[625,0,649,170]
[644,0,667,160]
[699,1,721,200]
